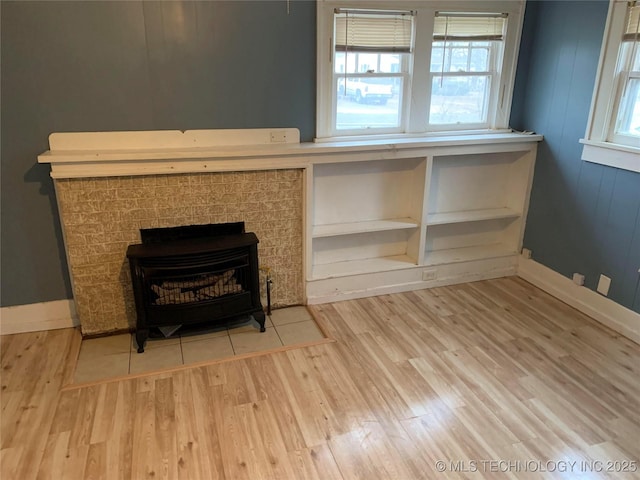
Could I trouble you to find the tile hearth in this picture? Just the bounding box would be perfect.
[73,306,324,385]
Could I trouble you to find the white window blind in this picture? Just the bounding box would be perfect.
[334,10,414,53]
[623,3,640,41]
[433,13,506,41]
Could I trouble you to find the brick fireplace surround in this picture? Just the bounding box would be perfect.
[41,129,304,336]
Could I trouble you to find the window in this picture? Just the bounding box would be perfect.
[612,5,640,146]
[582,1,640,173]
[429,13,506,129]
[316,1,525,140]
[333,10,413,133]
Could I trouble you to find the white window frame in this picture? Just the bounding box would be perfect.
[316,0,526,142]
[330,9,413,136]
[581,0,640,173]
[427,38,501,131]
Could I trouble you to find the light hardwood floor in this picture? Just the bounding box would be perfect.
[1,277,639,479]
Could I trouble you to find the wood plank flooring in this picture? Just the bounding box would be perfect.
[1,277,639,479]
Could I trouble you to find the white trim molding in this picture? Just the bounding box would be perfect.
[518,257,640,345]
[3,262,636,343]
[581,1,640,172]
[580,139,640,174]
[0,299,79,335]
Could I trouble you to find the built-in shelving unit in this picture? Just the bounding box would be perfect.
[306,140,538,303]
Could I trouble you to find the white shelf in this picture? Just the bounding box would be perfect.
[427,208,519,226]
[424,244,516,266]
[312,218,419,238]
[312,255,416,279]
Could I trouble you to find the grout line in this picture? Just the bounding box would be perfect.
[128,334,133,374]
[271,317,313,328]
[272,323,286,348]
[229,329,237,355]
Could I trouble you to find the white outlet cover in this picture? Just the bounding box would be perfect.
[597,274,611,296]
[270,130,287,143]
[422,269,437,281]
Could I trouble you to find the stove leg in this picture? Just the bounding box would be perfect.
[135,329,148,353]
[254,311,266,332]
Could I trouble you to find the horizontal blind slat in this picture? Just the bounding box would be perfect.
[433,15,505,40]
[335,12,413,53]
[624,4,640,41]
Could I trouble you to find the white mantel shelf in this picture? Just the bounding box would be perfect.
[38,129,542,178]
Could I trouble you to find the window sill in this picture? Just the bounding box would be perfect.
[314,128,514,144]
[579,139,640,174]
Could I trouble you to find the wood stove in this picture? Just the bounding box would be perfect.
[126,222,265,353]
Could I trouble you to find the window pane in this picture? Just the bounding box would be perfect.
[357,53,377,72]
[615,77,640,136]
[633,45,640,71]
[335,52,355,74]
[336,77,401,130]
[431,45,444,71]
[450,47,470,71]
[431,41,493,73]
[379,53,402,73]
[429,75,488,125]
[335,52,403,74]
[470,47,489,71]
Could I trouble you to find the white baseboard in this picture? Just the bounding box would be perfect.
[3,259,638,343]
[0,299,79,335]
[517,257,640,345]
[307,257,517,304]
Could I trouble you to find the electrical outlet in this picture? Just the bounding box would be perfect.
[270,130,287,143]
[522,248,532,259]
[572,273,585,286]
[422,269,437,281]
[597,274,611,296]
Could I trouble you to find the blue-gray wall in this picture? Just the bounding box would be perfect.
[0,1,316,307]
[3,0,639,314]
[512,0,640,313]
